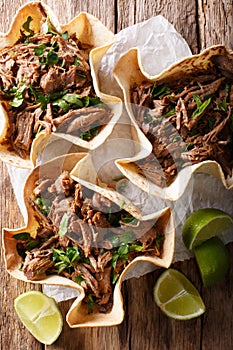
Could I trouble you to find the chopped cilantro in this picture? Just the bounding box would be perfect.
[42,16,59,35]
[13,232,31,240]
[52,246,80,274]
[87,294,96,314]
[34,44,47,56]
[74,56,79,66]
[155,234,164,250]
[58,213,69,236]
[22,16,34,36]
[144,114,154,124]
[186,142,194,151]
[225,83,231,93]
[79,126,99,140]
[192,95,212,119]
[62,31,69,40]
[46,50,60,65]
[151,83,171,98]
[120,213,138,225]
[162,107,176,118]
[75,275,85,285]
[112,273,119,284]
[172,135,180,143]
[34,197,51,215]
[119,199,125,209]
[9,83,27,108]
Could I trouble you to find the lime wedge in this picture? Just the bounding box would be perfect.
[153,268,205,320]
[14,290,63,345]
[194,236,230,287]
[182,208,233,250]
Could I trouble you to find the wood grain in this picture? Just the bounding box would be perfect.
[198,0,233,50]
[117,0,198,53]
[0,1,233,349]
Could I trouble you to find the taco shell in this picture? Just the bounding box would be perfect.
[113,45,233,200]
[3,153,175,327]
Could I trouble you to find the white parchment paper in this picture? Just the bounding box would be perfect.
[6,16,233,302]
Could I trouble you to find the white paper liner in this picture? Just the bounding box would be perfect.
[5,15,233,302]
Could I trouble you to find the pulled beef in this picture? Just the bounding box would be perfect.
[23,248,54,280]
[0,27,113,157]
[16,171,165,314]
[131,59,233,186]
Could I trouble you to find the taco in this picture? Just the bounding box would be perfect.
[3,153,175,327]
[114,45,233,200]
[0,1,121,169]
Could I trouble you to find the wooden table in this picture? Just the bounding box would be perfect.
[0,0,232,349]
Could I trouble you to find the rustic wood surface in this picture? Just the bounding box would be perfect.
[0,0,233,349]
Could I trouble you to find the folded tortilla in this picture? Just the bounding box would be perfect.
[0,1,122,169]
[113,45,233,200]
[3,153,175,327]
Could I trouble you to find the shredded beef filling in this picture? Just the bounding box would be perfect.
[14,171,165,314]
[0,18,113,158]
[130,54,233,187]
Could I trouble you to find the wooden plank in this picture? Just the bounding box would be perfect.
[198,0,233,50]
[0,0,116,349]
[201,243,233,350]
[197,2,233,348]
[0,1,233,350]
[0,0,115,33]
[117,0,198,53]
[0,162,42,350]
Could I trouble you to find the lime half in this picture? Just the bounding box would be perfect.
[182,208,233,250]
[153,268,205,320]
[194,236,230,287]
[14,290,63,345]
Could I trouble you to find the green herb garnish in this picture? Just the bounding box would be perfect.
[144,114,154,124]
[34,44,47,56]
[62,31,69,40]
[79,126,99,140]
[155,234,164,250]
[112,273,119,284]
[120,213,138,225]
[46,50,60,65]
[87,294,96,314]
[22,16,34,36]
[13,232,31,240]
[58,213,69,236]
[119,199,125,209]
[75,275,85,285]
[9,83,27,107]
[162,107,176,118]
[52,246,80,274]
[34,197,51,215]
[42,16,59,35]
[74,56,79,66]
[151,83,171,98]
[192,94,212,119]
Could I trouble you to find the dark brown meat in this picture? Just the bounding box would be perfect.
[14,111,35,152]
[23,248,54,280]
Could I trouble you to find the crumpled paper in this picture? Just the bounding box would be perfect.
[6,15,233,302]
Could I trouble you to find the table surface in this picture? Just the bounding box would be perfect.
[0,0,233,349]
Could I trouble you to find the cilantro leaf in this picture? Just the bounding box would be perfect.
[46,50,59,65]
[151,83,171,98]
[34,44,47,56]
[192,96,212,119]
[22,16,34,36]
[62,31,69,40]
[13,232,31,240]
[58,213,69,236]
[42,16,59,35]
[34,197,51,215]
[9,84,27,108]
